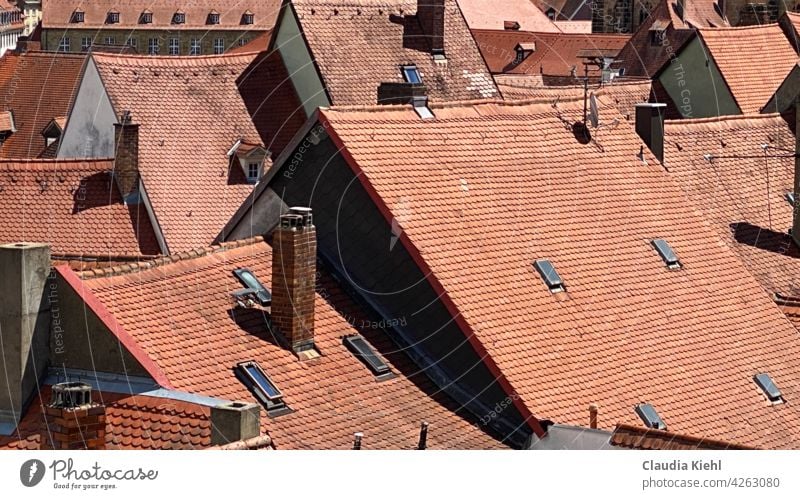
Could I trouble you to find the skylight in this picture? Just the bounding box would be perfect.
[235,361,286,413]
[786,192,795,207]
[635,403,666,430]
[402,65,421,84]
[652,239,681,269]
[533,259,564,293]
[754,373,783,403]
[232,268,271,306]
[344,335,391,377]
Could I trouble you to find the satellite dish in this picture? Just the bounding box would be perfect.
[589,93,599,128]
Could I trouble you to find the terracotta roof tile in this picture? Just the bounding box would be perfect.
[663,113,800,296]
[80,240,508,449]
[316,98,800,448]
[0,159,160,256]
[610,424,754,449]
[456,0,560,32]
[91,52,263,253]
[289,0,498,104]
[699,25,798,114]
[0,51,85,158]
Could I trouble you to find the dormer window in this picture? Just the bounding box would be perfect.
[242,10,254,25]
[546,8,556,20]
[173,11,186,24]
[208,10,220,25]
[140,10,153,24]
[71,10,84,23]
[228,140,268,184]
[514,43,535,65]
[107,10,120,24]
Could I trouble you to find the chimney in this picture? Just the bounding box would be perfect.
[41,382,106,450]
[210,401,261,445]
[792,96,800,247]
[589,403,598,429]
[635,103,666,163]
[417,421,429,449]
[271,207,316,354]
[113,111,139,200]
[352,432,363,450]
[0,242,50,432]
[417,0,445,54]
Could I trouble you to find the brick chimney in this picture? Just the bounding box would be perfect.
[210,401,261,445]
[113,111,139,200]
[417,0,445,54]
[0,242,50,432]
[635,103,666,163]
[271,207,316,354]
[41,382,106,450]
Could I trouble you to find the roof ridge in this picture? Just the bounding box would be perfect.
[91,51,260,63]
[325,96,587,115]
[665,112,783,126]
[699,23,783,33]
[78,236,265,280]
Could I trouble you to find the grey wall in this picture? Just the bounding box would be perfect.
[58,57,117,159]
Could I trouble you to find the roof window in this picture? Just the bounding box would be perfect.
[242,10,254,25]
[173,11,185,24]
[235,361,288,414]
[71,10,84,23]
[208,10,220,25]
[106,10,119,24]
[786,192,795,207]
[754,373,783,403]
[343,335,392,378]
[652,239,681,269]
[533,259,565,293]
[402,65,421,84]
[140,10,152,24]
[635,403,666,430]
[232,268,271,306]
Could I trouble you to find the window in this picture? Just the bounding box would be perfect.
[72,10,84,23]
[190,38,201,55]
[533,259,565,293]
[208,11,220,24]
[148,38,159,55]
[127,37,138,49]
[754,373,783,403]
[232,268,271,305]
[344,335,391,377]
[169,38,180,55]
[238,38,249,47]
[58,36,70,52]
[635,403,666,430]
[80,37,91,51]
[402,65,421,84]
[242,11,255,24]
[591,0,606,32]
[213,38,224,54]
[546,8,556,20]
[246,162,260,182]
[104,36,115,45]
[107,11,119,24]
[235,361,287,413]
[786,192,795,206]
[613,0,632,33]
[173,11,185,24]
[140,11,153,24]
[652,239,681,269]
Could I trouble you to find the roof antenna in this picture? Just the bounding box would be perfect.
[417,421,429,450]
[352,432,363,450]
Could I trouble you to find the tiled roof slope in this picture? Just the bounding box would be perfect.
[456,0,559,32]
[0,51,85,158]
[318,99,800,449]
[91,53,262,253]
[781,12,800,50]
[473,29,628,77]
[81,239,508,449]
[0,387,213,450]
[610,424,754,450]
[290,0,498,104]
[699,25,798,114]
[0,159,160,256]
[42,0,282,30]
[663,114,800,296]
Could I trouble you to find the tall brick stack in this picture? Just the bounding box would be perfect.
[41,382,106,450]
[113,111,140,199]
[271,207,316,354]
[417,0,445,53]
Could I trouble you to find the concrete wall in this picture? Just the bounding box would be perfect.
[657,37,739,119]
[58,57,116,159]
[274,6,330,116]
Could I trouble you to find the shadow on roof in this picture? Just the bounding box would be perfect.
[730,221,800,259]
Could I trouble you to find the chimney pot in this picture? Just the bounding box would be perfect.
[635,103,666,163]
[42,381,106,450]
[417,421,429,449]
[589,403,598,429]
[353,432,363,450]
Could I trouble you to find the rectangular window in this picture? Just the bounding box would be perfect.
[635,403,666,430]
[58,36,70,52]
[754,373,783,403]
[104,36,115,45]
[169,38,179,55]
[213,38,224,54]
[234,361,287,414]
[401,65,421,84]
[238,38,248,47]
[190,39,201,55]
[652,239,680,269]
[148,38,159,55]
[107,12,119,24]
[232,268,271,305]
[247,162,260,182]
[127,37,137,49]
[344,335,391,377]
[80,36,91,51]
[533,259,565,293]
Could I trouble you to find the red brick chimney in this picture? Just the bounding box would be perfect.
[417,0,445,54]
[41,382,106,450]
[271,207,316,355]
[113,111,139,200]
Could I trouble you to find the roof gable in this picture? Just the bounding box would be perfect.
[456,0,560,31]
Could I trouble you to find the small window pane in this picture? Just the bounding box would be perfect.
[754,373,782,402]
[402,65,421,84]
[533,259,564,292]
[635,403,666,430]
[652,239,680,268]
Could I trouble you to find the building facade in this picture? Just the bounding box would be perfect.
[0,1,23,55]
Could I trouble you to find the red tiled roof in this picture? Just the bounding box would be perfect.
[456,0,559,32]
[0,159,160,256]
[0,110,13,132]
[699,25,798,114]
[610,424,754,450]
[663,113,800,296]
[90,52,263,253]
[315,98,800,448]
[0,51,85,158]
[0,386,214,450]
[42,0,282,30]
[289,0,499,104]
[79,238,508,449]
[472,29,628,78]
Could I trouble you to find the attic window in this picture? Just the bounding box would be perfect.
[652,239,680,269]
[140,11,152,24]
[72,10,84,23]
[533,259,564,293]
[242,11,254,25]
[208,11,220,24]
[235,361,287,414]
[786,192,795,206]
[402,65,421,84]
[546,8,556,20]
[343,335,392,378]
[635,403,666,430]
[173,11,186,24]
[232,268,271,306]
[107,10,119,24]
[754,373,783,403]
